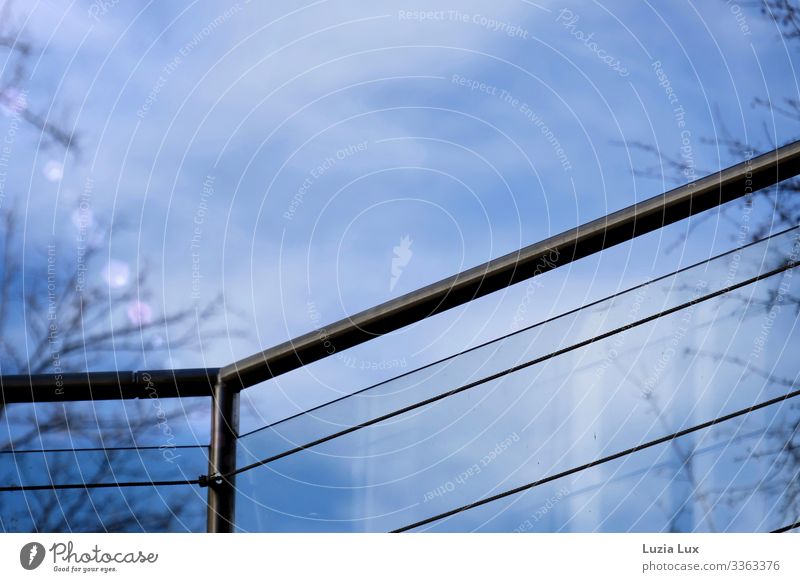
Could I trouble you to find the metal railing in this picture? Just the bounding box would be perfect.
[3,140,800,532]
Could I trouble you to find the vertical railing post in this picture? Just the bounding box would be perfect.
[206,375,239,533]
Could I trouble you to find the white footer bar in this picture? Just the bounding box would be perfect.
[1,533,797,581]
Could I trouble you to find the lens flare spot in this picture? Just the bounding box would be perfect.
[43,160,64,182]
[0,88,26,117]
[127,301,153,326]
[102,259,130,289]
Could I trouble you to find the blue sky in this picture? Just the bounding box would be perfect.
[2,0,800,531]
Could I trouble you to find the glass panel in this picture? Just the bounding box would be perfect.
[0,446,208,532]
[234,229,800,531]
[0,396,211,450]
[0,485,205,532]
[236,226,800,469]
[0,445,208,487]
[416,403,797,533]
